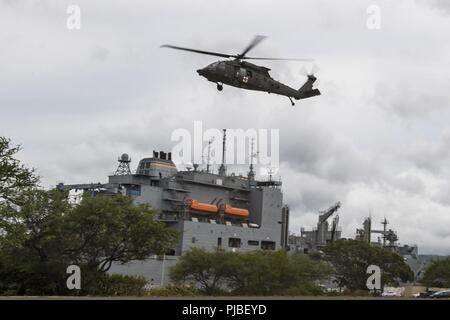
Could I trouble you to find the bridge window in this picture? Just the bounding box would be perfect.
[165,249,176,256]
[209,62,219,69]
[228,237,241,248]
[126,185,141,196]
[261,241,275,250]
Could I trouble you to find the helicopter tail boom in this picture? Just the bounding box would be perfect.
[296,75,321,100]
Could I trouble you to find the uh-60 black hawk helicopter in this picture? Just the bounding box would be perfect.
[161,35,321,106]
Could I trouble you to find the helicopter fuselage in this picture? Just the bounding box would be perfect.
[197,60,302,100]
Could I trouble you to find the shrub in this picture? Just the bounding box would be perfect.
[95,274,148,296]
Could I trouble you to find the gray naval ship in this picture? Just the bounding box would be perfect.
[58,133,289,285]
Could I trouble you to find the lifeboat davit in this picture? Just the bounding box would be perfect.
[223,204,249,218]
[185,199,218,214]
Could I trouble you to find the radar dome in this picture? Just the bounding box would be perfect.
[120,153,130,162]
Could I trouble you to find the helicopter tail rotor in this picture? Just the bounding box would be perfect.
[296,64,321,100]
[300,64,320,77]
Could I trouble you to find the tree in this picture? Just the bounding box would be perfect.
[322,239,414,291]
[66,195,178,273]
[226,250,330,296]
[0,137,39,205]
[0,191,178,295]
[170,248,233,295]
[0,189,74,294]
[170,248,331,296]
[421,257,450,288]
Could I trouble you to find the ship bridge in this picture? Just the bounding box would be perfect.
[136,151,177,178]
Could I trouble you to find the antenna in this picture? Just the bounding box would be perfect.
[267,167,274,182]
[250,137,255,168]
[382,217,389,247]
[219,129,227,176]
[249,137,259,172]
[248,137,258,184]
[114,153,132,175]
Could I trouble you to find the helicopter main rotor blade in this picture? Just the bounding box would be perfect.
[160,44,235,59]
[244,57,315,61]
[237,35,267,59]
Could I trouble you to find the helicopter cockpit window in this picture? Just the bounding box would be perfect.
[209,62,219,69]
[246,70,253,77]
[239,68,246,77]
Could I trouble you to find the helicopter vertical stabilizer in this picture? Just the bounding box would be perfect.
[297,75,321,99]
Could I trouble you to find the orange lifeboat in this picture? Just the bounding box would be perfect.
[223,204,249,218]
[185,198,218,214]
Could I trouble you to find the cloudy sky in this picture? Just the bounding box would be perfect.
[1,0,449,254]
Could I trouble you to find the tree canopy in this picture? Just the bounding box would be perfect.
[420,257,450,288]
[0,137,39,205]
[170,248,331,295]
[0,190,178,295]
[322,239,414,291]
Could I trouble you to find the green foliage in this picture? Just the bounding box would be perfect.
[65,195,178,273]
[0,136,177,295]
[94,274,149,296]
[0,189,178,295]
[226,250,331,296]
[170,248,331,296]
[322,239,414,291]
[421,257,450,288]
[0,189,73,295]
[340,289,372,297]
[0,137,39,205]
[170,248,234,295]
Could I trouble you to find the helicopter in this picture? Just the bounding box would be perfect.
[161,35,321,106]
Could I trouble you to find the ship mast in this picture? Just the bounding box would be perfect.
[248,137,257,185]
[218,129,227,176]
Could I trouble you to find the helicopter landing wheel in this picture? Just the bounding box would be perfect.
[288,97,295,106]
[217,83,223,91]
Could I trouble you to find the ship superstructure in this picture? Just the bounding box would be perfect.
[57,132,289,283]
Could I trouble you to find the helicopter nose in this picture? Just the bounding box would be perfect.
[197,68,205,76]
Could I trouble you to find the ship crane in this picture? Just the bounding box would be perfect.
[318,201,341,224]
[330,214,340,242]
[316,201,341,246]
